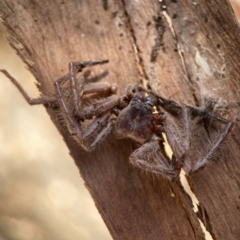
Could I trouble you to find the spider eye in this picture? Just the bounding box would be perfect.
[145,96,155,107]
[134,93,143,102]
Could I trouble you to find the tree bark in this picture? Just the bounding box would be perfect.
[1,0,240,239]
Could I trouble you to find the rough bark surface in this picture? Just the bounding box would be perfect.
[1,0,240,239]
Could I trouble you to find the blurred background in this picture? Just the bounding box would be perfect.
[0,22,111,240]
[0,2,240,240]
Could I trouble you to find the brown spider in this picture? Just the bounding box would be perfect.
[0,60,233,180]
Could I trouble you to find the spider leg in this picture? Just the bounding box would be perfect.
[129,140,181,180]
[153,94,234,176]
[68,60,108,112]
[54,60,114,126]
[187,121,233,175]
[184,103,230,124]
[55,73,117,151]
[54,74,79,128]
[0,69,56,105]
[83,82,117,95]
[78,111,115,151]
[161,111,187,160]
[181,106,191,150]
[54,60,120,151]
[54,73,120,121]
[77,95,120,120]
[179,103,233,175]
[133,86,234,175]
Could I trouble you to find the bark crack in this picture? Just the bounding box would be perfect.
[121,0,149,87]
[150,3,166,63]
[162,1,199,106]
[197,204,216,240]
[181,174,214,240]
[170,183,200,239]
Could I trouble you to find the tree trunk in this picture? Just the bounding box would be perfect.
[1,0,240,239]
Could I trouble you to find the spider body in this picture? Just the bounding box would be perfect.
[0,60,233,179]
[115,93,157,145]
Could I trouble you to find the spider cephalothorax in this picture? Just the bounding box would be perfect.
[115,93,158,144]
[0,60,233,180]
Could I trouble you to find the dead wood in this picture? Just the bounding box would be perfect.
[1,0,240,239]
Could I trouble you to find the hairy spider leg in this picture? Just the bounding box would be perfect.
[0,69,56,105]
[182,105,233,175]
[81,112,116,151]
[77,95,120,120]
[189,122,233,174]
[181,106,191,150]
[184,103,230,124]
[137,86,234,175]
[55,60,120,121]
[68,60,108,113]
[54,73,80,129]
[159,103,233,175]
[129,140,181,179]
[54,60,120,151]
